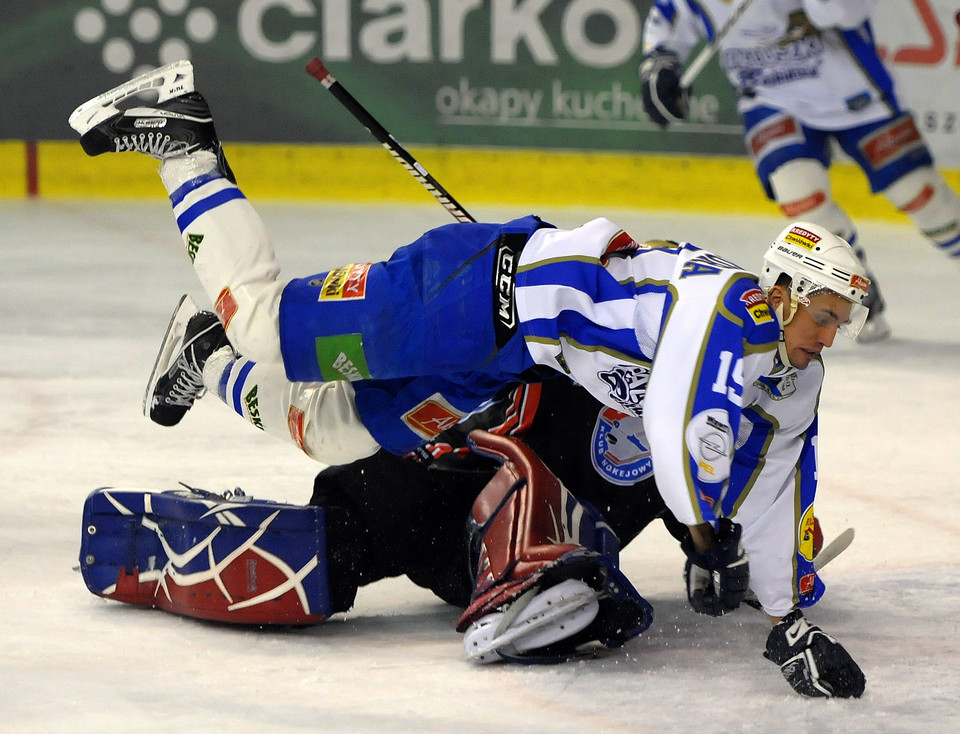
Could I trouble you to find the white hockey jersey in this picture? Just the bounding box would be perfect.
[516,217,823,616]
[643,0,902,129]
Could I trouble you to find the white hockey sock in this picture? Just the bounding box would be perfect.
[158,152,220,192]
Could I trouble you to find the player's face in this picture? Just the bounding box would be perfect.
[782,291,854,369]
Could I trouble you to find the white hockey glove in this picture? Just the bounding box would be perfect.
[681,518,750,616]
[639,50,689,127]
[764,609,866,698]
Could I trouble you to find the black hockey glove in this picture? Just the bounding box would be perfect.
[639,50,689,127]
[764,609,866,698]
[681,518,749,616]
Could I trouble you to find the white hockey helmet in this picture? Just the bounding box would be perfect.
[758,221,871,339]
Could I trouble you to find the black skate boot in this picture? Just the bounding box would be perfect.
[68,60,235,182]
[144,294,232,427]
[853,247,891,343]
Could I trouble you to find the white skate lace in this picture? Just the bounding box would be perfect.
[114,133,190,158]
[164,353,206,407]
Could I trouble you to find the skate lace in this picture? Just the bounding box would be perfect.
[114,133,189,158]
[165,353,206,407]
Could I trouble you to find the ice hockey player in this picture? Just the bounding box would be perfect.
[70,60,867,697]
[639,0,960,342]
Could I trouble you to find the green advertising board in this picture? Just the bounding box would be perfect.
[2,0,743,154]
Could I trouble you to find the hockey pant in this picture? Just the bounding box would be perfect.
[456,430,653,663]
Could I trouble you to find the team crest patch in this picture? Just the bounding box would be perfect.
[598,364,650,413]
[590,407,654,485]
[741,287,773,325]
[403,393,466,440]
[319,263,370,301]
[754,371,798,400]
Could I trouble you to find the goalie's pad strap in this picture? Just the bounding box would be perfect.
[80,488,332,625]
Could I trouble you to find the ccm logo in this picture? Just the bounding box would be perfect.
[495,245,516,329]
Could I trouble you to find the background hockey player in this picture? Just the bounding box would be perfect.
[70,61,869,697]
[639,0,960,342]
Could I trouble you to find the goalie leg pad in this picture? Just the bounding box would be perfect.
[80,487,333,625]
[456,430,653,662]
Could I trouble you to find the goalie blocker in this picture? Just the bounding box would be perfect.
[457,430,653,663]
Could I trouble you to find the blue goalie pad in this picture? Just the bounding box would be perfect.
[79,487,332,624]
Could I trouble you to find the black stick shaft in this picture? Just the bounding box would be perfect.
[306,57,475,223]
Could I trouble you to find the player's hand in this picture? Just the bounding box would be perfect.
[681,518,749,616]
[639,50,689,127]
[764,609,866,698]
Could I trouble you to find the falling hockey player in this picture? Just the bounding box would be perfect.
[70,61,867,698]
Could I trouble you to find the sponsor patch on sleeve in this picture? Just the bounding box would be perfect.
[741,287,773,325]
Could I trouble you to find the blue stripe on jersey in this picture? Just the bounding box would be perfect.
[522,314,646,363]
[794,419,825,608]
[724,407,774,519]
[517,258,640,303]
[840,24,897,108]
[173,186,246,233]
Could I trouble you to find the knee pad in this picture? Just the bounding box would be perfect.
[883,166,960,255]
[80,486,341,624]
[769,159,857,244]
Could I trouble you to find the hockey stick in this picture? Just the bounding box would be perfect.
[679,0,758,89]
[813,527,855,572]
[305,57,475,224]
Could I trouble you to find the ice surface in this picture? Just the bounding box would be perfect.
[2,198,958,733]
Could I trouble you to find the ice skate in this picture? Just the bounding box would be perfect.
[144,294,232,427]
[68,60,234,181]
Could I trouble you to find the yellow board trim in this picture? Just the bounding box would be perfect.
[3,140,959,220]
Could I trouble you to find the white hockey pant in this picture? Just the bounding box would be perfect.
[160,154,380,465]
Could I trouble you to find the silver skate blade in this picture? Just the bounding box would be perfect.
[68,60,196,135]
[142,294,200,418]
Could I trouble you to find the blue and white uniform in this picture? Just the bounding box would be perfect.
[274,215,817,616]
[642,0,960,263]
[162,164,825,616]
